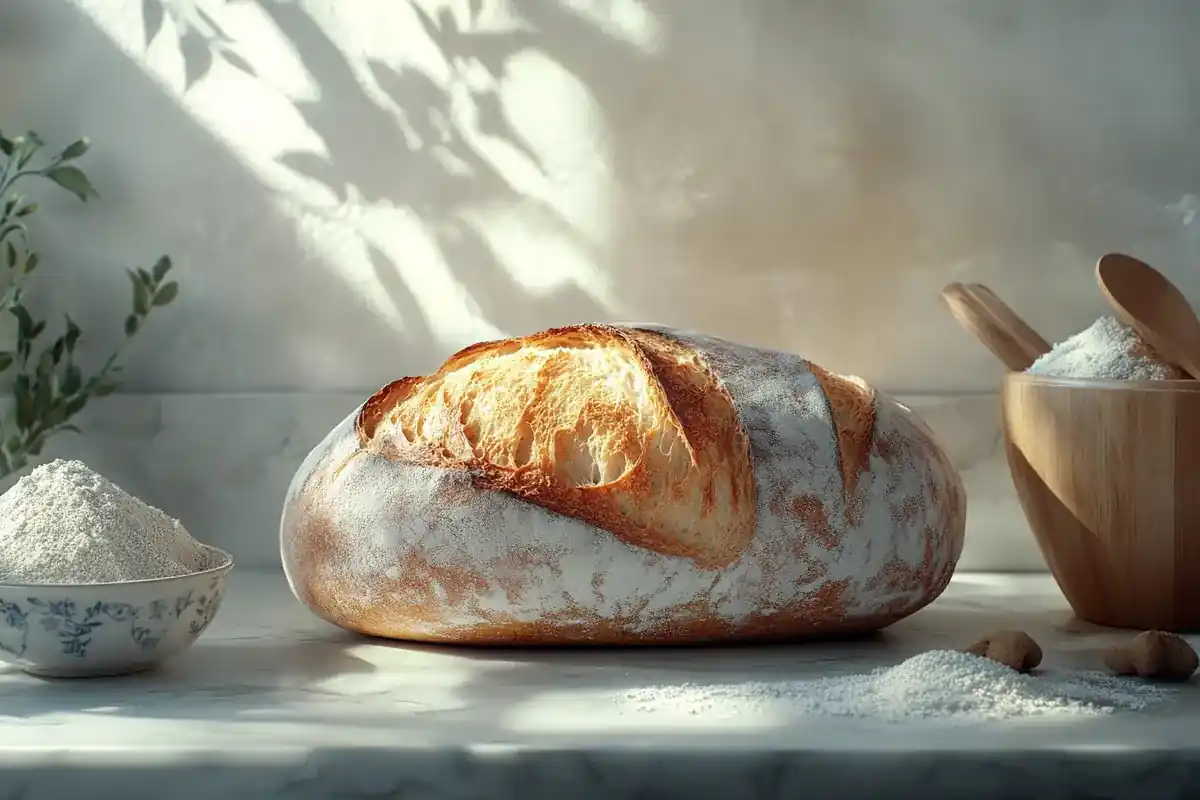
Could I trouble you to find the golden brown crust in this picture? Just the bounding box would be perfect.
[352,324,756,569]
[807,362,877,507]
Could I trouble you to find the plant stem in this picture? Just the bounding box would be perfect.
[0,168,44,200]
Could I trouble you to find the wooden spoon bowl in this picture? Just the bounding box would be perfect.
[1096,252,1200,380]
[1002,371,1200,630]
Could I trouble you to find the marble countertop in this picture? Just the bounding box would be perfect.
[1,569,1198,799]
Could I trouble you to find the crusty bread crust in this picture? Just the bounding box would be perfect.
[355,324,755,570]
[807,363,876,506]
[280,325,967,645]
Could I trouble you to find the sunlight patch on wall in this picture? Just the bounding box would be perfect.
[68,0,624,346]
[278,199,414,335]
[557,0,663,54]
[495,49,616,249]
[460,205,613,309]
[329,200,507,344]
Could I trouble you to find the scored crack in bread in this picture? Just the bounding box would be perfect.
[807,362,877,518]
[356,324,756,570]
[281,323,967,645]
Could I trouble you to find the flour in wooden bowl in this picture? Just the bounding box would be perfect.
[0,459,215,585]
[1026,316,1184,380]
[621,650,1170,722]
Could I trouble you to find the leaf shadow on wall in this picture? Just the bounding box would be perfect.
[142,0,260,90]
[116,0,1200,392]
[1,0,434,392]
[205,0,611,340]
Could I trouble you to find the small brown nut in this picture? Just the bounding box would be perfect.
[962,629,1042,673]
[1127,631,1198,682]
[1102,643,1137,676]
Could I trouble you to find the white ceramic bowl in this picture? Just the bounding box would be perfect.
[0,545,234,678]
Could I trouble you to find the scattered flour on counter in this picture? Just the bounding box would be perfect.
[622,650,1170,722]
[0,459,214,584]
[1026,316,1182,380]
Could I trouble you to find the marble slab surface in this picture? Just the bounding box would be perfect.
[0,390,1044,572]
[0,569,1197,799]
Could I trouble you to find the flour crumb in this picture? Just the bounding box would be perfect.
[0,459,216,585]
[1027,316,1183,380]
[621,650,1170,722]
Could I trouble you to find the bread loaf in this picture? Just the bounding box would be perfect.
[280,324,966,644]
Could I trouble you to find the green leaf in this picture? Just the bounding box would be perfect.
[27,436,45,456]
[33,374,53,419]
[59,138,90,161]
[60,424,81,435]
[45,166,97,201]
[137,267,152,286]
[65,395,87,416]
[15,203,37,218]
[51,337,64,363]
[12,136,38,168]
[153,281,179,306]
[151,255,172,281]
[11,304,34,339]
[0,352,13,371]
[43,401,66,427]
[124,314,138,336]
[4,435,20,453]
[4,242,14,269]
[61,364,82,395]
[3,197,16,218]
[36,349,54,378]
[30,320,45,340]
[14,377,34,430]
[128,270,150,315]
[64,315,81,351]
[93,381,119,397]
[23,252,39,274]
[0,135,12,156]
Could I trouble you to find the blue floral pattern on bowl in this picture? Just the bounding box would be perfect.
[0,547,233,678]
[0,577,224,660]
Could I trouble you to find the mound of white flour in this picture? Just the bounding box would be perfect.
[622,650,1169,722]
[0,459,212,584]
[1027,316,1181,380]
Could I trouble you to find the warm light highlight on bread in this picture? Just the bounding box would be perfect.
[356,325,755,569]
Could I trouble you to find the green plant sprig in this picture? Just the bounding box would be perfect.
[0,129,179,477]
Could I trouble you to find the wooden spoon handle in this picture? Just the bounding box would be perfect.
[940,282,1044,371]
[964,284,1052,362]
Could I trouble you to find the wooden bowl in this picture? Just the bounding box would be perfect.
[1002,372,1200,630]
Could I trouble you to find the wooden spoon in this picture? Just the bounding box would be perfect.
[940,282,1050,371]
[965,284,1051,362]
[1095,252,1200,380]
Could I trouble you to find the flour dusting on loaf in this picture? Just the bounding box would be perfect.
[281,324,966,644]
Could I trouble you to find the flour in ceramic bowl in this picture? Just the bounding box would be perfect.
[1026,316,1183,380]
[0,459,216,585]
[621,650,1170,722]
